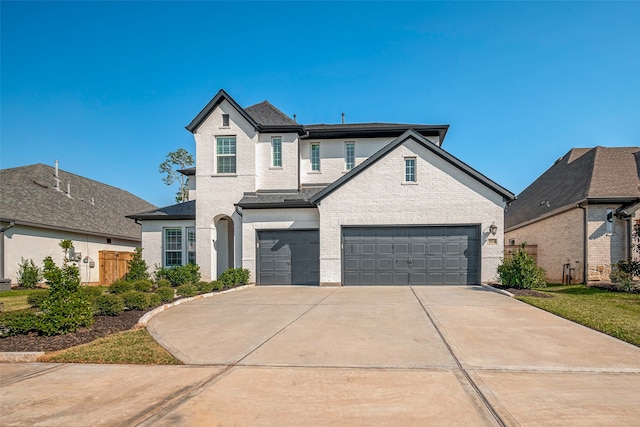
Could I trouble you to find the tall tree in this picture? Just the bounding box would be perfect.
[159,148,194,203]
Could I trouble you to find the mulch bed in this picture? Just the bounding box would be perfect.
[0,309,152,353]
[489,284,552,298]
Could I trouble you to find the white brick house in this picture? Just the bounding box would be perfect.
[505,147,640,283]
[130,90,514,285]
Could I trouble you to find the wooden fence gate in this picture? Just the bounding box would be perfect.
[99,251,134,286]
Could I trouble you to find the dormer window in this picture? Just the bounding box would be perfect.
[222,114,230,127]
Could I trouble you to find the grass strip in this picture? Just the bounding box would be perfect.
[517,284,640,347]
[38,329,183,365]
[0,289,47,312]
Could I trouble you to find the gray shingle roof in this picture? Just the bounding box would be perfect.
[127,200,195,220]
[0,164,156,240]
[505,146,640,229]
[237,188,325,209]
[245,101,298,127]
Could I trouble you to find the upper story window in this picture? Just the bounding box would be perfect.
[345,142,355,171]
[272,137,282,167]
[311,143,320,171]
[216,136,236,174]
[222,114,230,127]
[405,157,416,182]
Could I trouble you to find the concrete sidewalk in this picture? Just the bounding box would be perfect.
[2,286,639,426]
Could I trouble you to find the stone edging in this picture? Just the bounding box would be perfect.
[0,285,254,363]
[480,283,514,298]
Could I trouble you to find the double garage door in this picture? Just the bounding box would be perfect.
[256,226,479,286]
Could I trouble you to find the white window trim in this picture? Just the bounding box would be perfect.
[404,157,417,183]
[344,141,355,172]
[215,136,237,175]
[311,143,321,172]
[220,113,230,128]
[271,136,283,168]
[163,226,196,267]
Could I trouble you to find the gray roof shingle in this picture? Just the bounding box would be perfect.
[245,101,298,127]
[0,164,156,240]
[237,188,325,209]
[505,146,640,229]
[127,200,195,220]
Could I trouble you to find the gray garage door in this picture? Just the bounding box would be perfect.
[257,230,320,285]
[342,226,479,285]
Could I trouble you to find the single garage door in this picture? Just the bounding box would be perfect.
[257,230,320,285]
[342,226,479,285]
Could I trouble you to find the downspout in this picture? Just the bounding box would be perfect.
[0,221,16,279]
[577,204,588,284]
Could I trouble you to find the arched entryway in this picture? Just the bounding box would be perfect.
[214,215,234,278]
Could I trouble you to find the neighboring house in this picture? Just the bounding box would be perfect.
[0,163,156,285]
[129,89,514,286]
[505,147,640,283]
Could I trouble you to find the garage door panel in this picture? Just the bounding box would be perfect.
[258,230,319,285]
[342,226,479,286]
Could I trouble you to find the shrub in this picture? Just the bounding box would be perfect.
[212,280,224,292]
[219,268,250,288]
[155,278,172,288]
[155,264,201,287]
[38,292,95,336]
[27,290,50,308]
[148,293,162,307]
[155,286,175,303]
[95,294,125,316]
[17,258,43,288]
[132,279,153,293]
[0,310,39,337]
[176,283,197,298]
[125,247,149,282]
[109,279,133,294]
[196,281,214,294]
[80,286,104,302]
[37,254,94,336]
[497,244,546,289]
[121,291,151,311]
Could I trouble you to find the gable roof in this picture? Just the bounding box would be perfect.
[505,146,640,229]
[0,164,156,240]
[186,89,305,135]
[127,200,195,220]
[310,130,514,204]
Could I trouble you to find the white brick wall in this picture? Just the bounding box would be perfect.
[316,140,507,285]
[300,138,393,185]
[140,219,196,273]
[255,133,299,190]
[191,99,258,281]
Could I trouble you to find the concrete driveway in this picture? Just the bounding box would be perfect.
[2,286,640,426]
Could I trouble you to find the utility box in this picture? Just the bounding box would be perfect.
[0,278,11,291]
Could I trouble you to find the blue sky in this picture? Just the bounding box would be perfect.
[2,1,639,208]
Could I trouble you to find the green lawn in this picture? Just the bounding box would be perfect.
[517,284,640,347]
[0,288,48,312]
[38,329,182,365]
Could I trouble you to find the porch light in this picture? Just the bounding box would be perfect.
[489,222,498,235]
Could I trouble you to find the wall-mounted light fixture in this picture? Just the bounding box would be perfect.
[489,221,498,235]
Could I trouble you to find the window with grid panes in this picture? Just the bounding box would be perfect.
[272,137,282,167]
[164,228,182,267]
[216,136,236,173]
